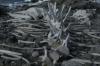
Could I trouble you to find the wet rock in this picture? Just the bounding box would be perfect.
[15,4,30,11]
[8,35,18,43]
[89,45,100,53]
[27,37,36,42]
[31,0,39,3]
[96,5,100,14]
[2,60,12,65]
[25,0,39,3]
[80,53,92,60]
[85,63,98,66]
[0,5,9,16]
[61,61,83,66]
[0,60,4,66]
[18,43,25,47]
[49,0,64,4]
[71,51,79,56]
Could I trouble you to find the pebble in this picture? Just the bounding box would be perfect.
[32,51,39,57]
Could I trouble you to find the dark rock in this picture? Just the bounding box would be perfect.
[2,60,12,65]
[81,53,92,60]
[38,15,43,19]
[27,37,36,41]
[61,61,83,66]
[49,0,64,4]
[89,45,100,53]
[31,0,39,3]
[72,1,100,10]
[18,43,25,47]
[0,5,9,16]
[14,4,30,11]
[71,51,79,56]
[8,35,18,43]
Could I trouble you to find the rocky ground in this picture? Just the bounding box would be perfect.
[0,0,100,66]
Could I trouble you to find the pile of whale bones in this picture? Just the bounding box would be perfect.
[0,0,100,66]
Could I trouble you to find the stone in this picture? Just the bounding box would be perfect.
[32,51,39,57]
[56,46,69,57]
[49,50,60,61]
[61,61,83,66]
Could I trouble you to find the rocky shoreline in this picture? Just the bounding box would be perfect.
[0,0,100,66]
